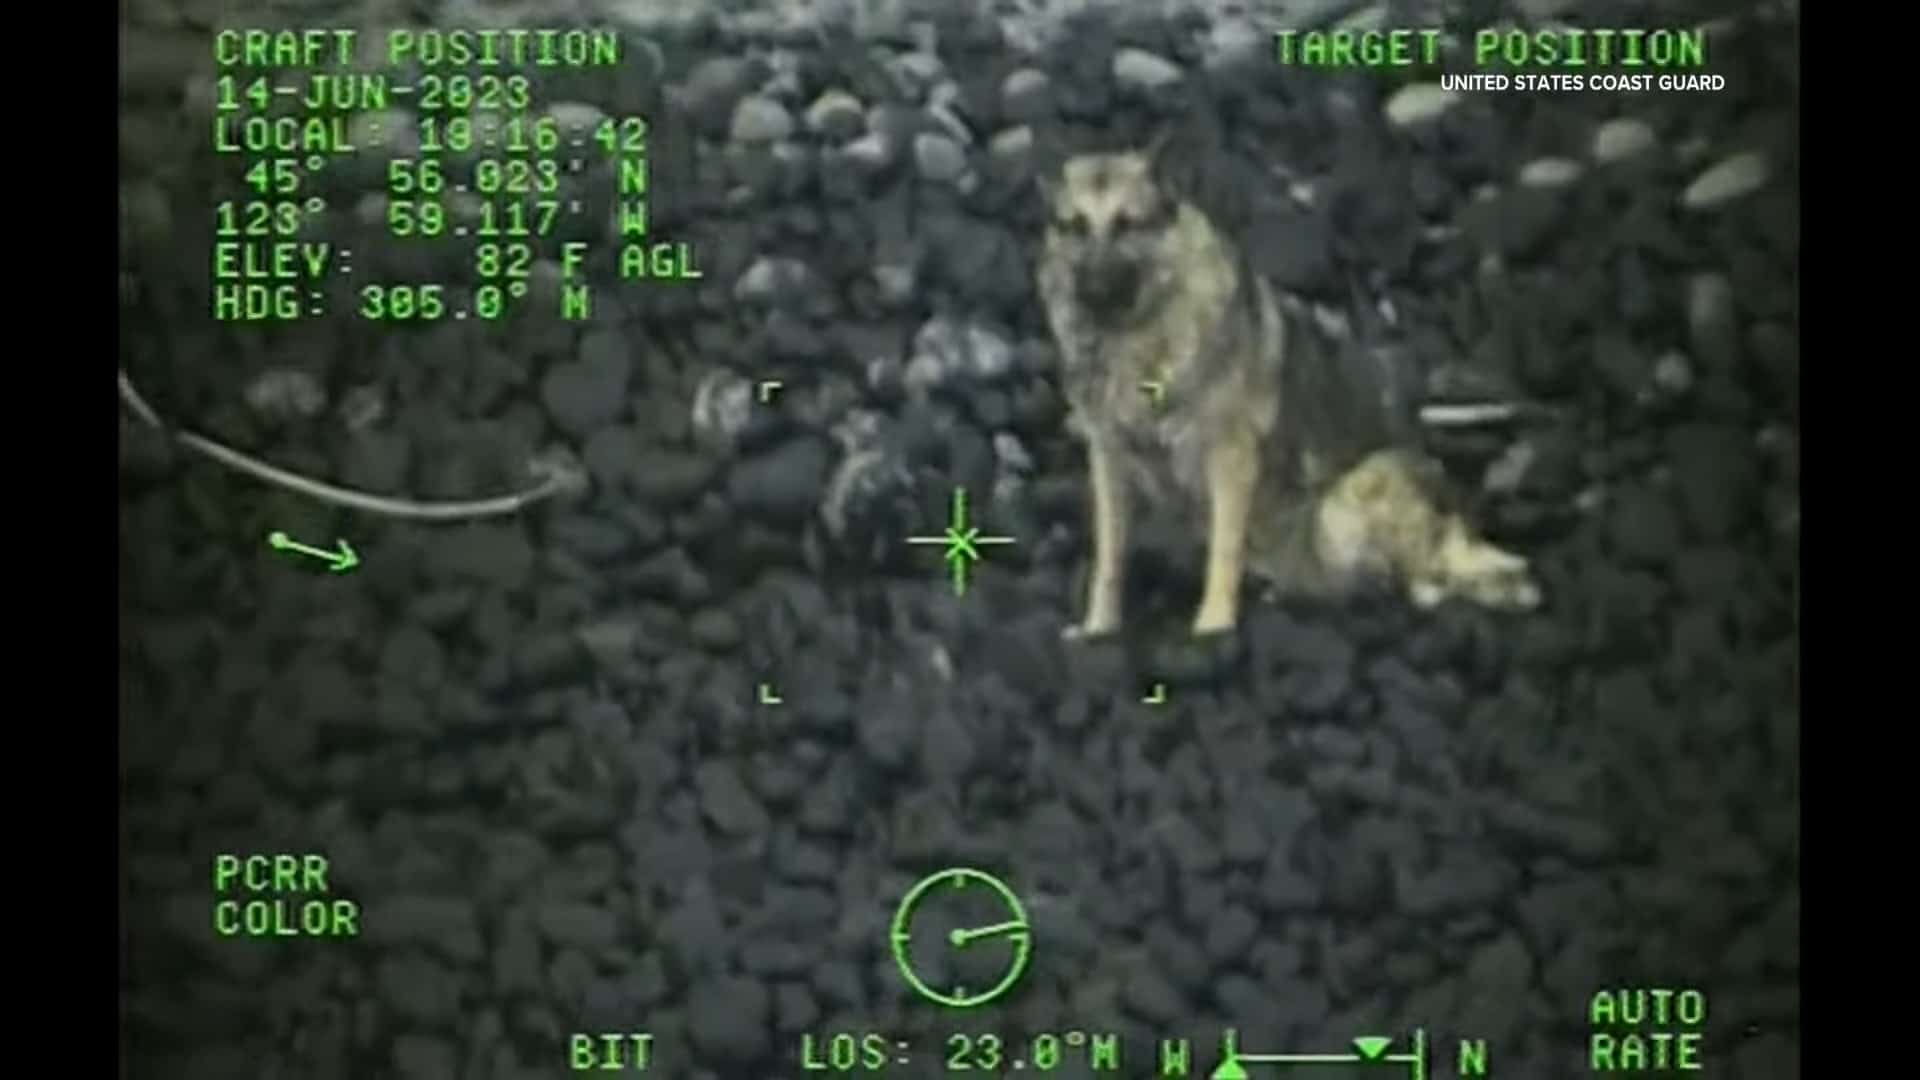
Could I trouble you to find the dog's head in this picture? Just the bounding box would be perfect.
[1038,134,1187,316]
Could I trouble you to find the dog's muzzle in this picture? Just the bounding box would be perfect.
[1074,260,1140,309]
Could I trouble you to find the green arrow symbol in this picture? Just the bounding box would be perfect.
[1352,1036,1392,1061]
[267,531,359,573]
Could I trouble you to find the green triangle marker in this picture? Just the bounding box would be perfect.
[1353,1036,1392,1060]
[1210,1058,1249,1080]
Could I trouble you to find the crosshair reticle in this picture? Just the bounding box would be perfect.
[905,487,1016,597]
[890,867,1032,1008]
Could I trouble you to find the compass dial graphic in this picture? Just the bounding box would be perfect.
[890,868,1032,1008]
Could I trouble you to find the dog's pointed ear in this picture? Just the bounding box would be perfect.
[1033,136,1067,211]
[1141,125,1190,197]
[1143,127,1175,168]
[1036,169,1059,210]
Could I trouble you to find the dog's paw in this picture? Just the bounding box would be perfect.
[1189,607,1240,637]
[1063,617,1121,641]
[1410,579,1447,610]
[1412,557,1542,613]
[1462,553,1541,612]
[1429,529,1542,613]
[1485,574,1542,611]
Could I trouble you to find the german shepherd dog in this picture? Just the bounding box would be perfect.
[1038,137,1540,638]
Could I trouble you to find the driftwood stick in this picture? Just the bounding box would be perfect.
[119,368,588,521]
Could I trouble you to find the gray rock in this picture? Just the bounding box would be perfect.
[994,432,1033,476]
[690,606,740,650]
[927,101,974,147]
[1616,250,1656,324]
[627,446,714,507]
[866,102,922,147]
[579,327,633,383]
[729,436,830,523]
[542,340,631,437]
[339,429,408,494]
[690,370,757,455]
[696,760,771,835]
[681,56,755,119]
[1001,68,1052,124]
[436,523,535,587]
[1204,905,1260,963]
[903,352,946,396]
[576,617,643,668]
[730,94,794,143]
[1460,184,1561,262]
[805,89,865,140]
[1202,16,1268,73]
[392,1035,458,1080]
[598,0,701,29]
[537,902,620,950]
[763,46,809,103]
[378,952,461,1024]
[688,976,771,1061]
[990,125,1034,166]
[874,263,917,305]
[1459,933,1535,1046]
[1483,440,1536,495]
[844,131,895,172]
[1335,1,1389,29]
[734,256,824,307]
[1733,1034,1801,1080]
[353,190,389,227]
[910,315,1016,393]
[523,258,568,312]
[1113,47,1184,93]
[1682,150,1768,210]
[1653,351,1694,395]
[1668,423,1755,540]
[1122,964,1186,1023]
[1608,485,1680,564]
[775,983,821,1031]
[338,384,386,431]
[1592,332,1651,398]
[1469,931,1535,987]
[1518,157,1583,188]
[913,132,970,184]
[492,916,542,993]
[890,51,945,98]
[1592,117,1657,163]
[363,894,484,962]
[1384,83,1459,128]
[629,547,710,605]
[244,368,326,420]
[546,101,608,138]
[575,427,638,497]
[1687,272,1738,369]
[120,180,172,247]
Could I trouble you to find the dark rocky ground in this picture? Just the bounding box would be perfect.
[120,1,1798,1077]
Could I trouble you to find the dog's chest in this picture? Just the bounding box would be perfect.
[1086,358,1216,503]
[1060,319,1239,498]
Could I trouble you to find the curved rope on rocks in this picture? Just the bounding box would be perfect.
[119,369,590,521]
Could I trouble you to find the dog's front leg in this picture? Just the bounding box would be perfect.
[1065,433,1129,639]
[1193,436,1258,635]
